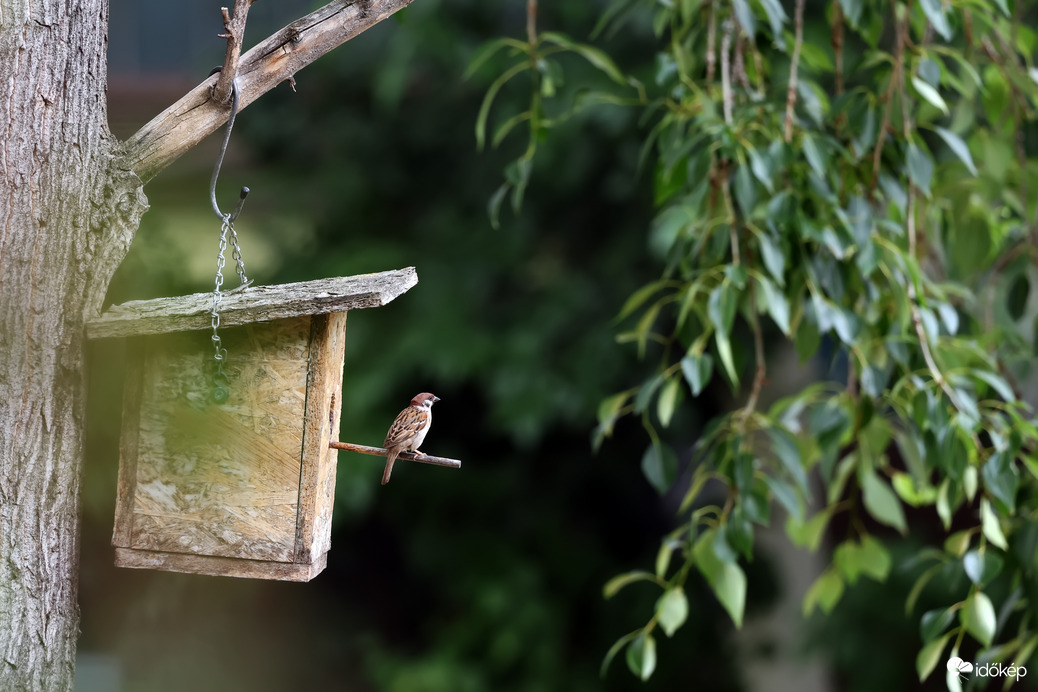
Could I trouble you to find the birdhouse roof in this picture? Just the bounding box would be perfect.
[86,267,417,339]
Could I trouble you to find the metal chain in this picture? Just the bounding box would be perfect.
[207,74,252,403]
[210,216,233,402]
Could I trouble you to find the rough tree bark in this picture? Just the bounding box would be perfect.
[0,2,147,688]
[0,0,414,688]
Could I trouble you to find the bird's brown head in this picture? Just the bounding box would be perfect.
[411,392,440,408]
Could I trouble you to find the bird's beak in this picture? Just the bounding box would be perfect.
[432,396,441,403]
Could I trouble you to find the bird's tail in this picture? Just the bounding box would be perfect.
[381,450,399,485]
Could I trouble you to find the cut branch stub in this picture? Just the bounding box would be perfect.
[122,0,417,184]
[213,0,255,106]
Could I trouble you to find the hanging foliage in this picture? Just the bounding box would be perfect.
[474,0,1038,684]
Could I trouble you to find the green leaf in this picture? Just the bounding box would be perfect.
[758,232,786,285]
[834,535,891,583]
[767,427,808,492]
[785,510,829,551]
[617,280,669,321]
[858,535,892,581]
[963,548,1003,587]
[657,377,681,427]
[916,633,952,682]
[919,0,952,39]
[944,530,972,557]
[465,37,527,79]
[982,451,1018,513]
[539,32,627,84]
[920,608,956,643]
[892,471,937,506]
[708,283,738,336]
[733,162,757,216]
[970,369,1014,402]
[756,277,791,335]
[681,352,714,396]
[601,629,641,678]
[748,147,774,193]
[861,469,908,533]
[961,590,996,647]
[730,0,756,36]
[981,498,1009,550]
[764,475,803,521]
[839,0,863,27]
[758,0,787,48]
[934,127,978,176]
[656,587,689,637]
[906,142,934,197]
[642,443,678,493]
[650,205,694,258]
[625,631,657,681]
[802,134,827,178]
[475,62,529,151]
[936,478,953,530]
[912,76,949,114]
[803,568,844,615]
[714,330,739,389]
[655,539,675,579]
[694,530,747,627]
[603,570,657,599]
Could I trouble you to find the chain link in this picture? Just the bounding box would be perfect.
[207,75,252,403]
[210,216,234,402]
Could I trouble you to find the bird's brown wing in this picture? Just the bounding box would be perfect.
[384,406,428,450]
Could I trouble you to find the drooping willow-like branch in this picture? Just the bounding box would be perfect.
[121,0,417,184]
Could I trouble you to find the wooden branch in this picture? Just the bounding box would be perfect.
[783,0,805,142]
[213,0,256,106]
[720,19,734,125]
[121,0,417,183]
[85,267,417,339]
[329,441,462,469]
[705,1,717,85]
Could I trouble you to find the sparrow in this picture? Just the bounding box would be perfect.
[382,392,440,485]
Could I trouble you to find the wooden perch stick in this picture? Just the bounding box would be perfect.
[121,0,417,183]
[329,441,462,469]
[213,0,257,105]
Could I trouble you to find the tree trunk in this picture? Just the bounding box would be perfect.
[0,1,147,688]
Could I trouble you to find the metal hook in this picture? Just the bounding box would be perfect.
[209,67,250,222]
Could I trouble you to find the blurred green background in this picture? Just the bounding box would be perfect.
[78,1,935,690]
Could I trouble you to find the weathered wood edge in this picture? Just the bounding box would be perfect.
[294,313,347,562]
[112,340,145,548]
[86,267,417,339]
[114,547,327,581]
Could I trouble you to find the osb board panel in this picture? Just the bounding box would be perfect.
[115,547,326,582]
[125,317,311,562]
[295,312,347,562]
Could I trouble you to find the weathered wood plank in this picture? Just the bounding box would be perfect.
[127,320,310,562]
[294,312,347,563]
[86,267,417,339]
[114,547,327,582]
[112,341,145,548]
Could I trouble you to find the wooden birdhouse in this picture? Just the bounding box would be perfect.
[85,267,417,581]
